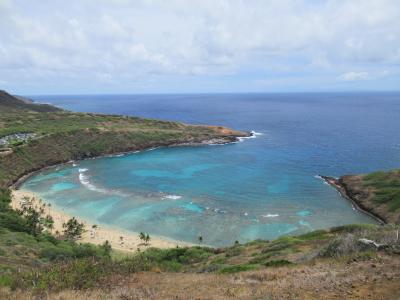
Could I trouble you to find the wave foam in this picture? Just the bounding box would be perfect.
[238,130,264,142]
[251,131,263,136]
[314,175,332,185]
[78,168,112,194]
[162,194,182,200]
[262,214,279,218]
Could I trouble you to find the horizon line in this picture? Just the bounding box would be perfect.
[19,90,400,97]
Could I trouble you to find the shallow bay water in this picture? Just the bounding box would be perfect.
[22,93,400,246]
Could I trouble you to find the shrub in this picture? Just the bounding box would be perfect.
[62,217,85,240]
[264,259,293,267]
[0,274,12,287]
[12,258,111,291]
[225,245,243,257]
[219,264,258,274]
[297,230,329,241]
[320,234,360,258]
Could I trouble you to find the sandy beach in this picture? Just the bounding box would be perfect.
[11,189,193,253]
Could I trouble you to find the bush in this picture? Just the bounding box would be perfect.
[320,226,400,258]
[297,230,329,241]
[219,264,258,274]
[225,245,243,257]
[320,234,362,258]
[12,258,112,291]
[264,259,293,267]
[0,274,12,287]
[62,217,85,240]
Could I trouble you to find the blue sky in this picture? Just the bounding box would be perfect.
[0,0,399,94]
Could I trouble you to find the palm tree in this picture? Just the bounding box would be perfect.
[139,232,146,244]
[145,234,151,246]
[198,235,203,244]
[43,215,54,232]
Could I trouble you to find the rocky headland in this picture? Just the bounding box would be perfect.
[321,171,400,224]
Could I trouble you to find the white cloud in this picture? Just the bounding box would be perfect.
[338,72,370,81]
[0,0,399,93]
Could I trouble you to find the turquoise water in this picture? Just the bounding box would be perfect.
[22,93,400,246]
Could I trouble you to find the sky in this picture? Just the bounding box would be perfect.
[0,0,399,95]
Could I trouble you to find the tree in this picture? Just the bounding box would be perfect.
[101,240,112,258]
[139,232,150,246]
[62,217,85,240]
[41,214,54,232]
[198,235,203,244]
[145,234,151,246]
[23,206,42,236]
[139,232,146,244]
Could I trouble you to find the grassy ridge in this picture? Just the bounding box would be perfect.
[0,105,246,188]
[0,90,61,113]
[337,169,400,224]
[363,170,400,212]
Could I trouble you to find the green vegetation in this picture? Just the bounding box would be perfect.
[62,217,85,240]
[0,92,245,188]
[1,90,400,297]
[139,232,151,245]
[0,191,110,273]
[0,90,61,113]
[264,259,293,267]
[1,181,399,293]
[363,169,400,212]
[219,264,259,274]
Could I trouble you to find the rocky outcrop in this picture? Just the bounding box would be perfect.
[321,175,399,224]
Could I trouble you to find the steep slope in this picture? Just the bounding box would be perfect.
[322,170,400,224]
[0,90,61,113]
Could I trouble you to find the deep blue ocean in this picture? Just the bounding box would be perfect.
[21,93,400,246]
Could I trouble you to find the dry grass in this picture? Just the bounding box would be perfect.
[2,254,399,300]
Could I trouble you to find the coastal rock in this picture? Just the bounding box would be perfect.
[321,174,399,225]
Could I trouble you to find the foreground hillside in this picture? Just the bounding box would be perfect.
[1,178,399,299]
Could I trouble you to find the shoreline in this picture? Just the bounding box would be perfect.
[11,134,252,190]
[319,175,385,225]
[11,189,195,252]
[7,133,254,253]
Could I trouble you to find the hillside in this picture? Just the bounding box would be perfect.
[0,91,61,113]
[0,92,248,188]
[1,177,400,298]
[322,170,400,224]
